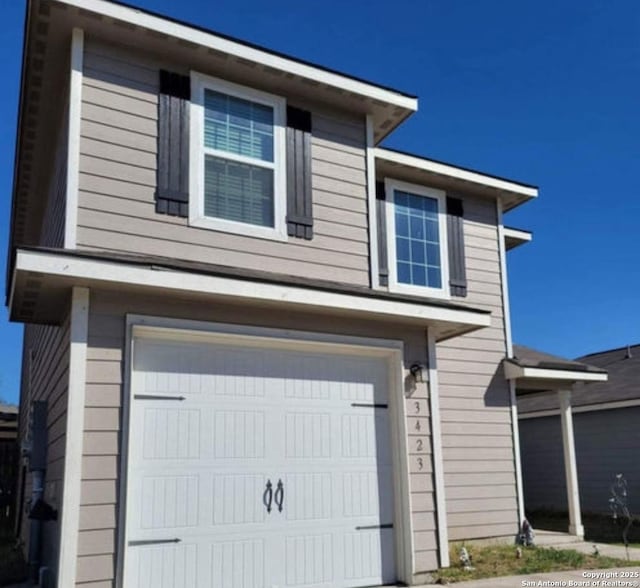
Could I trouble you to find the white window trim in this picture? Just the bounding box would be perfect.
[189,72,287,241]
[384,178,450,299]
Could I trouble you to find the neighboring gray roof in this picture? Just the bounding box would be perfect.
[518,344,640,413]
[0,404,18,416]
[510,344,606,374]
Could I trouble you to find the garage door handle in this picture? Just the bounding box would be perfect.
[275,479,284,513]
[128,538,181,546]
[263,479,273,513]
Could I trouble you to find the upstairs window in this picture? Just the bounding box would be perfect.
[385,179,449,298]
[190,73,286,240]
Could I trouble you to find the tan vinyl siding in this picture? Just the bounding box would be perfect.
[436,194,518,541]
[77,40,370,286]
[40,103,69,248]
[77,289,440,585]
[17,316,71,572]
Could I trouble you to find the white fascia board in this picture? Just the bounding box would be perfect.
[375,148,538,199]
[54,0,417,112]
[519,398,640,420]
[504,227,532,244]
[504,361,608,382]
[15,250,492,329]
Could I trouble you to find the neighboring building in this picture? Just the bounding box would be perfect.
[519,344,640,516]
[0,403,18,442]
[6,1,541,586]
[0,404,18,533]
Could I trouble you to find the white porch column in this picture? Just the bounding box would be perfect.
[558,389,584,537]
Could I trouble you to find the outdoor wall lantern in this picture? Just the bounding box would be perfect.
[409,363,426,383]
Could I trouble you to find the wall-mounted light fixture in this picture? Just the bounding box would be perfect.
[409,363,426,383]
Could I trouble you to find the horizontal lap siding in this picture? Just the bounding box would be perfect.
[41,104,68,247]
[520,408,640,515]
[77,41,370,286]
[436,195,518,541]
[19,317,71,573]
[79,290,439,584]
[518,417,567,513]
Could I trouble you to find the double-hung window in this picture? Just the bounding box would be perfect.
[190,73,287,240]
[385,179,449,298]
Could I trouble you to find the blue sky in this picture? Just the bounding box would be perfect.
[1,0,638,403]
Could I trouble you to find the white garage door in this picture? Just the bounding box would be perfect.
[124,334,397,588]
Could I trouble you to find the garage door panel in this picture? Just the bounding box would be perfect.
[141,407,201,460]
[127,541,199,588]
[211,537,268,588]
[139,474,200,530]
[341,412,391,463]
[127,336,397,588]
[342,528,395,586]
[212,473,269,526]
[283,532,334,586]
[211,409,267,459]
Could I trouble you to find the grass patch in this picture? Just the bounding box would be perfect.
[527,509,640,545]
[434,543,640,583]
[0,531,28,586]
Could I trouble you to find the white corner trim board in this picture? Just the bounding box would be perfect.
[365,115,380,290]
[497,200,525,525]
[54,0,417,111]
[64,27,84,249]
[427,329,449,568]
[375,148,538,199]
[57,287,90,587]
[14,250,492,330]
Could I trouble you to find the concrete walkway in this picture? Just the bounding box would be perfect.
[535,529,640,560]
[409,533,640,588]
[415,566,640,587]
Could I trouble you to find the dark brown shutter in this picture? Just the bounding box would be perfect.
[447,196,467,297]
[156,70,190,217]
[376,181,389,287]
[286,106,313,239]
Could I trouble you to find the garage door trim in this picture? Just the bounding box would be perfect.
[115,314,415,588]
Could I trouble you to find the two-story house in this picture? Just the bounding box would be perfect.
[7,0,540,586]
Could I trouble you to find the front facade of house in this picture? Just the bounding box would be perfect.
[7,1,537,586]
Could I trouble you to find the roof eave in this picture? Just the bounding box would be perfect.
[375,147,538,202]
[504,360,608,383]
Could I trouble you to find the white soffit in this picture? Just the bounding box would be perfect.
[504,227,533,250]
[504,361,608,383]
[375,148,538,200]
[53,0,418,113]
[14,250,492,330]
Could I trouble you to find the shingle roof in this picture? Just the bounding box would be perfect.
[511,344,606,374]
[517,344,640,413]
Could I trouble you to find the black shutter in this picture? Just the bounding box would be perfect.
[376,181,389,287]
[156,70,190,217]
[447,196,467,297]
[286,106,313,239]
